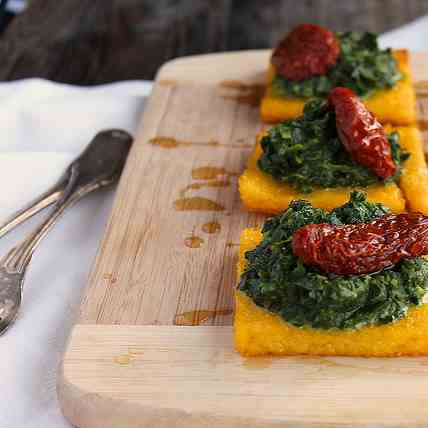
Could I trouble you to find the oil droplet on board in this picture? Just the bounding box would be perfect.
[174,197,225,211]
[103,273,117,284]
[114,354,132,365]
[174,309,233,326]
[220,80,260,91]
[158,79,177,87]
[148,137,180,148]
[415,81,428,95]
[219,80,266,107]
[148,137,252,150]
[127,348,144,357]
[202,220,221,234]
[418,120,428,131]
[177,166,239,196]
[191,166,238,180]
[184,236,204,248]
[179,180,230,196]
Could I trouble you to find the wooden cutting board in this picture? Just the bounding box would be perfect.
[58,50,428,428]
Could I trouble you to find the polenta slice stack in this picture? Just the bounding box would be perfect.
[235,194,428,357]
[260,25,416,125]
[240,89,428,215]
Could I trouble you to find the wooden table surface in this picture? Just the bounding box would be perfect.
[0,0,427,84]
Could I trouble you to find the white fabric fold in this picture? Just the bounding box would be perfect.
[379,15,428,51]
[0,79,152,427]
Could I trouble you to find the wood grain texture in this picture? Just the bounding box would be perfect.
[78,50,428,327]
[78,51,271,326]
[59,325,428,428]
[59,51,428,428]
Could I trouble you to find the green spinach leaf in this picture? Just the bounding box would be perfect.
[257,100,408,193]
[239,192,428,330]
[271,32,402,99]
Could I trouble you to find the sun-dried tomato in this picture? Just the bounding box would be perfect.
[292,213,428,276]
[272,24,340,81]
[328,87,396,179]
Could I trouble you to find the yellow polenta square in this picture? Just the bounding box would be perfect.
[235,228,428,357]
[239,126,428,215]
[394,126,428,214]
[260,50,416,126]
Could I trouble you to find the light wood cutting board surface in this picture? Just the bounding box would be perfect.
[59,50,428,428]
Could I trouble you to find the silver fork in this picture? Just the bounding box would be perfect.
[0,129,133,334]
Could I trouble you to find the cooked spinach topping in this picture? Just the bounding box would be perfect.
[271,32,402,99]
[257,99,409,193]
[239,192,428,330]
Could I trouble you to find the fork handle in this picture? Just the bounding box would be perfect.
[2,171,108,273]
[0,153,82,240]
[0,182,65,239]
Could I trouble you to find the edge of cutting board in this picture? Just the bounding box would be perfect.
[58,324,428,428]
[58,50,428,428]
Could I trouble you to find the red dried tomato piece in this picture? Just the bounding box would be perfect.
[328,87,396,179]
[292,213,428,276]
[272,24,340,81]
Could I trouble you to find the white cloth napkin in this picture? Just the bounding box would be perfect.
[0,79,152,428]
[379,14,428,51]
[1,14,426,428]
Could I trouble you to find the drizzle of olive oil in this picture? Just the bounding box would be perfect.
[149,137,180,148]
[114,354,132,365]
[179,180,230,197]
[174,309,233,326]
[103,273,117,284]
[114,348,144,365]
[191,166,238,180]
[158,79,177,87]
[219,80,266,107]
[418,120,428,131]
[184,236,204,248]
[127,348,144,357]
[202,220,221,234]
[174,197,225,211]
[220,80,255,90]
[415,81,428,96]
[148,137,252,149]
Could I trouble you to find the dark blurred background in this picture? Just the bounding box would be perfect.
[1,0,427,84]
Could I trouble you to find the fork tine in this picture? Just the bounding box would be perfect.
[0,246,20,268]
[0,266,23,335]
[0,238,31,272]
